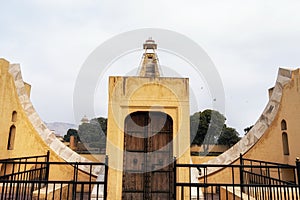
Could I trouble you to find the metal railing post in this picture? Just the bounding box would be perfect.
[240,153,244,184]
[45,150,50,181]
[240,153,244,195]
[72,162,78,200]
[296,157,300,185]
[173,157,177,200]
[104,155,109,200]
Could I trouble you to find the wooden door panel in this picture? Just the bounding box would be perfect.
[122,193,144,200]
[151,172,170,191]
[150,133,171,151]
[122,173,144,191]
[124,134,144,152]
[148,113,170,133]
[125,112,148,131]
[151,193,170,200]
[122,111,173,200]
[148,152,172,171]
[123,153,145,172]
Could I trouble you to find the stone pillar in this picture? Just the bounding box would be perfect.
[69,135,77,151]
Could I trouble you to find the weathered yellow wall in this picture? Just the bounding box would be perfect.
[106,76,191,199]
[190,145,229,154]
[202,68,300,184]
[245,69,300,165]
[191,156,218,164]
[0,59,95,182]
[0,59,46,160]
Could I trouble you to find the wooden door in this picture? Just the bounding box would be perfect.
[122,111,174,200]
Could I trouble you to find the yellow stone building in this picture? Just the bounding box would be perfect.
[202,68,300,185]
[1,38,300,199]
[0,59,102,183]
[106,39,191,199]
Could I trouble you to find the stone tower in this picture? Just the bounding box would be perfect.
[106,39,191,199]
[138,38,161,77]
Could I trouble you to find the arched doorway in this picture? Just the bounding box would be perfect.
[122,111,174,199]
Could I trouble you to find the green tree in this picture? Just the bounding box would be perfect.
[96,117,107,136]
[191,109,225,145]
[190,109,240,148]
[63,129,80,142]
[190,112,201,144]
[78,117,107,152]
[218,126,240,147]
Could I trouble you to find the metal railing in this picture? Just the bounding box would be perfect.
[241,156,297,184]
[241,156,299,200]
[3,152,300,199]
[174,155,300,200]
[0,152,50,200]
[0,152,108,200]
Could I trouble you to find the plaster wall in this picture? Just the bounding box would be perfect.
[0,59,101,182]
[106,76,191,199]
[202,68,300,183]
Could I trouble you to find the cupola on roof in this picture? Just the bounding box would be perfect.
[138,38,161,77]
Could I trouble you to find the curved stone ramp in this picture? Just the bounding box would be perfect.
[203,68,292,174]
[9,63,103,176]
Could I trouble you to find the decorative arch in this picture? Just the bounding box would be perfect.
[7,125,16,150]
[282,132,289,155]
[281,119,287,130]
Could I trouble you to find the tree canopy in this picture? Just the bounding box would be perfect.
[63,128,80,142]
[78,117,107,150]
[217,126,240,147]
[63,117,107,152]
[63,111,240,151]
[190,109,240,147]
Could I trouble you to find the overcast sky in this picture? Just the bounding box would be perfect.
[1,0,300,135]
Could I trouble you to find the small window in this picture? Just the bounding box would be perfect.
[282,132,289,155]
[281,119,287,130]
[7,125,16,150]
[12,111,17,122]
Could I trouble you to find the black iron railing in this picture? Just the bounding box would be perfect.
[0,152,50,182]
[3,152,300,199]
[0,152,108,200]
[241,156,297,184]
[174,155,300,200]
